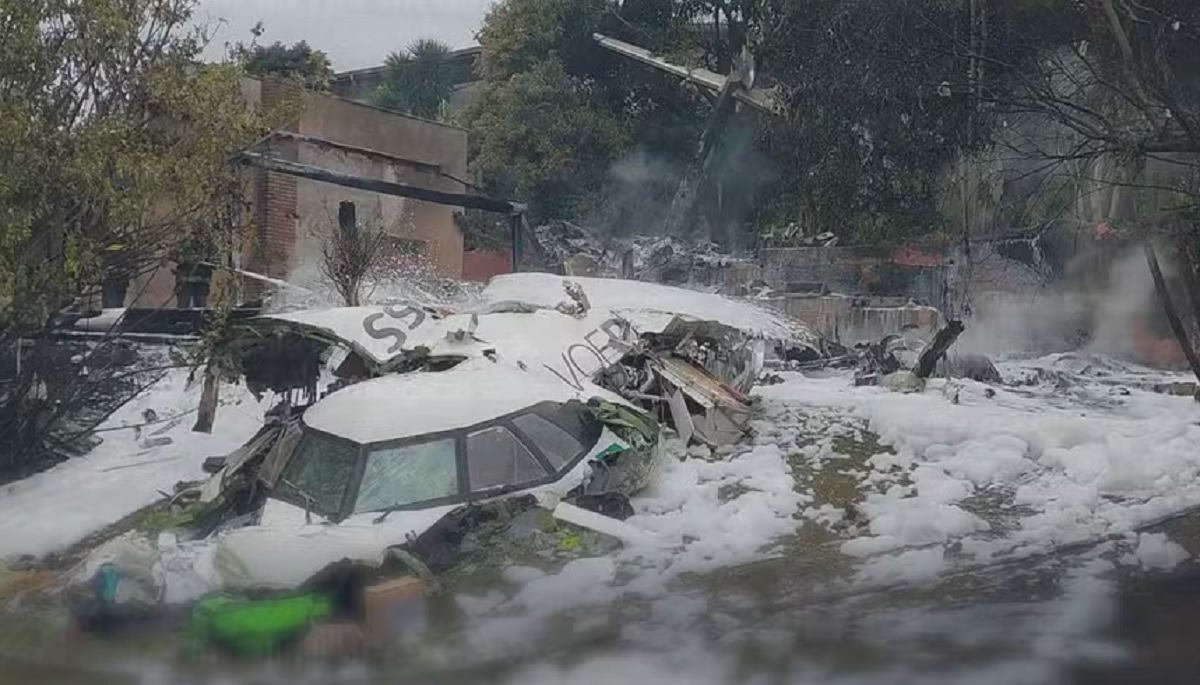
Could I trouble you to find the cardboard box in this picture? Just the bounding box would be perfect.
[362,576,428,642]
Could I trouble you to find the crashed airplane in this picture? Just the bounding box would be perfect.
[233,273,823,447]
[200,358,662,590]
[211,276,819,572]
[65,274,825,621]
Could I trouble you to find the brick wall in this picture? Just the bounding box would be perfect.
[462,250,511,282]
[249,80,301,284]
[255,170,298,278]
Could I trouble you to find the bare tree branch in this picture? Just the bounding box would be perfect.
[317,202,397,307]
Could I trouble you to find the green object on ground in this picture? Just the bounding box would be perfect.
[589,399,660,450]
[190,592,333,656]
[139,498,224,536]
[594,443,625,461]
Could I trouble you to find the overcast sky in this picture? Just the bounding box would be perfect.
[196,0,495,71]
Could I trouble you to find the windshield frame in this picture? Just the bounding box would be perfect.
[272,428,364,520]
[279,400,604,522]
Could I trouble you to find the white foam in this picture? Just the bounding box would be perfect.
[0,369,267,560]
[1127,532,1189,571]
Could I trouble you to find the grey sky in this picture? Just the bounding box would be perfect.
[197,0,495,71]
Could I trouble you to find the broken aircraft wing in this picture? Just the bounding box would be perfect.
[592,33,783,115]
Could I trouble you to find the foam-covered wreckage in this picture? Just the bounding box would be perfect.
[203,360,665,587]
[64,359,666,652]
[527,221,761,289]
[64,276,827,653]
[224,273,824,447]
[852,320,1000,391]
[595,316,768,446]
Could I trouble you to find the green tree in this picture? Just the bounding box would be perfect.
[464,0,716,228]
[233,29,335,90]
[465,0,1122,246]
[465,0,984,242]
[370,39,459,120]
[751,0,989,242]
[469,59,632,220]
[0,0,278,476]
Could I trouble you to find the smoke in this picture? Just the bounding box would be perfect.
[958,246,1177,365]
[956,290,1089,359]
[1086,248,1162,359]
[592,117,773,250]
[595,149,684,238]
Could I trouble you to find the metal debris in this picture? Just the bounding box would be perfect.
[584,314,776,446]
[854,320,996,390]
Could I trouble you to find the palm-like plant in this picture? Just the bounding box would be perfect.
[370,39,456,120]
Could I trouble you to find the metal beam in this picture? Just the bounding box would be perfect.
[238,152,525,215]
[510,213,524,273]
[593,33,781,115]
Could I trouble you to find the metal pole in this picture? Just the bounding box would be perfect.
[510,212,524,273]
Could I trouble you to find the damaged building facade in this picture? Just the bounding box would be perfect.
[122,78,472,310]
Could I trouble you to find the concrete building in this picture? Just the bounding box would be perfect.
[127,77,470,309]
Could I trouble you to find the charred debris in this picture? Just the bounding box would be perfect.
[127,279,826,586]
[222,283,827,450]
[43,280,1019,661]
[56,275,835,656]
[848,319,1003,392]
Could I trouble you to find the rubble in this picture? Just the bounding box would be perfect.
[1003,352,1198,399]
[529,221,758,289]
[228,274,824,447]
[762,223,841,248]
[854,334,922,387]
[854,320,995,390]
[40,274,832,658]
[912,320,966,379]
[883,370,924,394]
[940,352,1003,384]
[552,501,666,548]
[64,532,164,633]
[1155,381,1199,397]
[58,360,669,639]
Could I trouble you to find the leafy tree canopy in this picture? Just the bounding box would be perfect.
[464,0,1000,244]
[0,0,280,333]
[464,0,717,235]
[464,0,1200,246]
[0,0,289,473]
[232,27,335,90]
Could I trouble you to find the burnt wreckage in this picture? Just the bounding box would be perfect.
[130,276,824,594]
[221,276,824,451]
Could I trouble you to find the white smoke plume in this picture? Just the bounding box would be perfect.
[959,245,1183,366]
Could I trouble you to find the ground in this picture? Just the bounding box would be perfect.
[2,352,1200,684]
